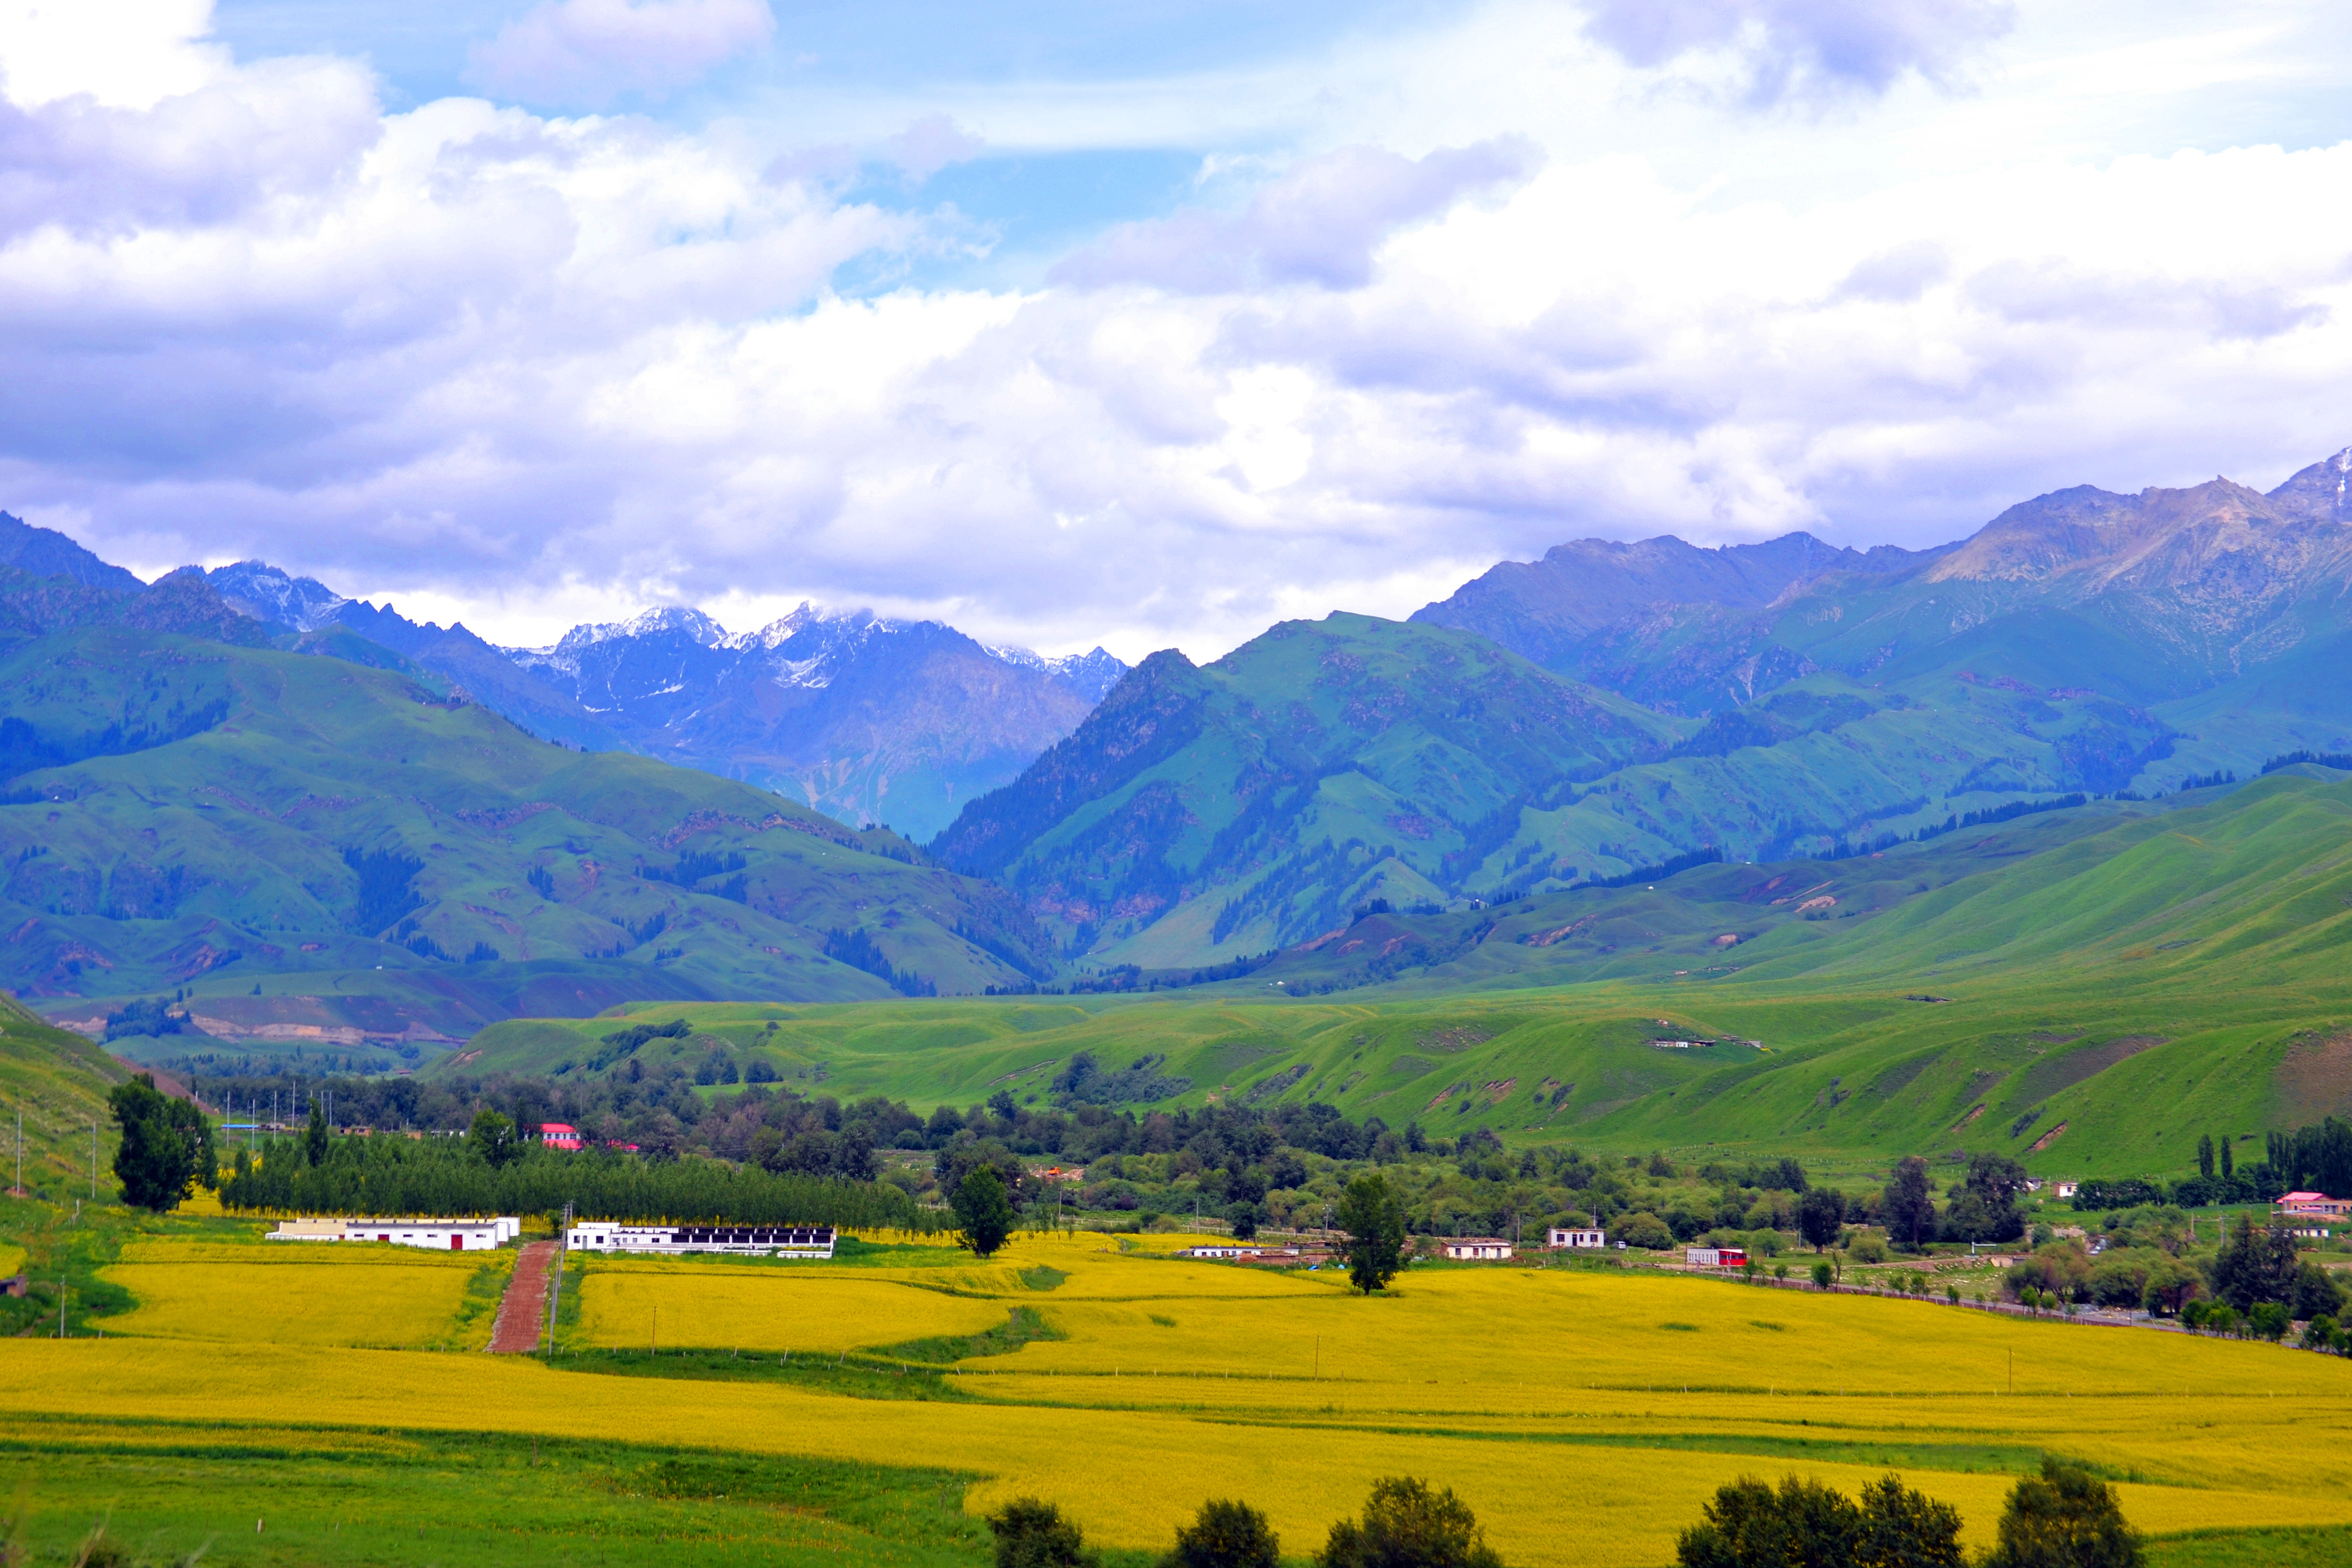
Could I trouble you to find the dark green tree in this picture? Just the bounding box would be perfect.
[1981,1458,2142,1568]
[1677,1473,1962,1568]
[108,1073,211,1212]
[1678,1475,1856,1568]
[2218,1135,2234,1179]
[1164,1499,1280,1568]
[987,1497,1096,1568]
[1855,1475,1965,1567]
[1797,1187,1845,1252]
[2293,1261,2346,1321]
[2195,1133,2215,1180]
[467,1107,520,1167]
[1882,1157,1935,1250]
[1316,1477,1499,1568]
[305,1095,330,1166]
[1336,1172,1408,1294]
[2209,1214,2299,1312]
[953,1166,1018,1258]
[1228,1200,1260,1241]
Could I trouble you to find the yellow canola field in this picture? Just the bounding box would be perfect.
[99,1241,503,1351]
[1,1339,2343,1568]
[576,1262,1007,1352]
[42,1229,2352,1565]
[0,1242,22,1279]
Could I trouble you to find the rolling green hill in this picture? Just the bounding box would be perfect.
[0,993,127,1201]
[0,617,1060,1051]
[464,769,2352,1179]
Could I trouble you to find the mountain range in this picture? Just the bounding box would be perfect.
[195,562,1126,842]
[941,448,2352,964]
[8,445,2352,1038]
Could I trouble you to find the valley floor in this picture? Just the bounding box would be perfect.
[8,1218,2352,1567]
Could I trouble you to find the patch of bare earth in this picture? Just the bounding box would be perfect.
[2274,1031,2352,1122]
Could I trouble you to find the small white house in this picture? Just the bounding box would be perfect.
[2055,1180,2080,1199]
[267,1216,519,1251]
[1438,1237,1514,1261]
[565,1223,836,1259]
[1547,1227,1606,1250]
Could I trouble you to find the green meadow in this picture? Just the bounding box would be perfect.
[457,771,2352,1179]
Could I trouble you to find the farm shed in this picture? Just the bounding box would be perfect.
[1547,1227,1606,1249]
[566,1223,836,1258]
[1438,1238,1514,1260]
[266,1217,519,1250]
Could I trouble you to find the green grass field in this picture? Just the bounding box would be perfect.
[446,772,2352,1179]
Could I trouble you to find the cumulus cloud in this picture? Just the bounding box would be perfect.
[467,0,775,108]
[1053,140,1539,293]
[4,6,2351,664]
[1582,0,2015,101]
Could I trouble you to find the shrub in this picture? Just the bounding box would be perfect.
[1164,1499,1281,1568]
[1676,1473,1962,1568]
[988,1497,1096,1568]
[1981,1458,2142,1568]
[1317,1478,1499,1568]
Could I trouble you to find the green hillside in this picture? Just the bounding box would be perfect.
[0,993,126,1200]
[464,770,2352,1179]
[933,612,1681,957]
[0,619,1060,1051]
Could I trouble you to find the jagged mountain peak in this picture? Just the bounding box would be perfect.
[549,605,731,655]
[1922,473,2304,587]
[2267,445,2352,525]
[206,560,351,631]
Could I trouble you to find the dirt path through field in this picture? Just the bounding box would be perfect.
[488,1241,557,1354]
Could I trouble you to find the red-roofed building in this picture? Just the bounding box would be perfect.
[2276,1191,2350,1219]
[540,1122,582,1151]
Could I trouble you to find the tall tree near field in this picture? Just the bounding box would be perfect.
[304,1095,330,1166]
[1336,1172,1408,1294]
[467,1107,520,1167]
[109,1074,213,1212]
[2218,1134,2233,1179]
[1882,1157,1935,1250]
[1796,1187,1845,1252]
[2196,1134,2215,1179]
[1982,1458,2142,1568]
[953,1166,1017,1258]
[2210,1213,2300,1312]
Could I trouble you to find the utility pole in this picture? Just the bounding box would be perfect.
[14,1102,21,1198]
[546,1202,573,1357]
[91,1120,97,1199]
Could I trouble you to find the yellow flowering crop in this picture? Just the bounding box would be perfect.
[574,1262,1007,1352]
[100,1251,504,1351]
[27,1228,2352,1566]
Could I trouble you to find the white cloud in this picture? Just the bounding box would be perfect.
[467,0,775,108]
[1580,0,2016,102]
[3,2,2352,669]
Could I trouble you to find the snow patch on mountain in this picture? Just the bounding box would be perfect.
[206,561,351,631]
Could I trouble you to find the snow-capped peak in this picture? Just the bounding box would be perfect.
[549,605,730,656]
[205,561,350,631]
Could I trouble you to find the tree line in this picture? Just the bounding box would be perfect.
[216,1121,935,1229]
[973,1458,2139,1568]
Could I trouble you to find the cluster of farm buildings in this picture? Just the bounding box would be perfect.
[255,1192,2351,1261]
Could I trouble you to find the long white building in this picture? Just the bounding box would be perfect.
[267,1216,521,1251]
[565,1222,836,1258]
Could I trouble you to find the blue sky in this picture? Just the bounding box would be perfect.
[3,1,2351,657]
